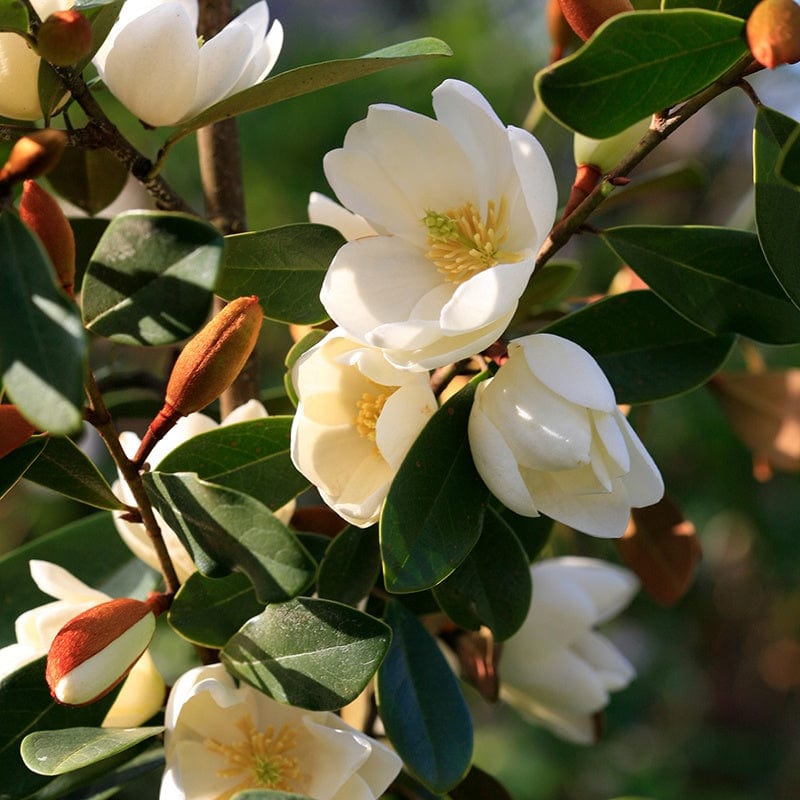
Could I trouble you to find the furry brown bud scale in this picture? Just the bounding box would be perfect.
[0,130,67,188]
[746,0,800,69]
[0,405,36,458]
[558,0,634,41]
[37,10,93,66]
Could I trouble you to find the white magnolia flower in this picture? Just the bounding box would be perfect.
[161,664,402,799]
[468,333,664,538]
[319,78,558,371]
[500,557,639,744]
[114,400,294,582]
[0,560,164,727]
[93,0,283,127]
[0,0,72,120]
[290,328,437,527]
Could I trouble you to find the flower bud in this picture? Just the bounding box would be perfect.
[558,0,635,41]
[547,0,576,61]
[46,597,156,706]
[0,405,36,458]
[20,180,76,296]
[133,296,263,466]
[37,10,93,67]
[746,0,800,69]
[0,130,67,188]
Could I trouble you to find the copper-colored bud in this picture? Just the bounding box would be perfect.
[746,0,800,69]
[547,0,577,61]
[0,405,36,459]
[0,130,67,188]
[37,10,93,67]
[20,180,76,296]
[558,0,635,41]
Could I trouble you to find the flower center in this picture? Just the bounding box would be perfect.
[355,386,397,441]
[204,714,307,799]
[423,197,521,283]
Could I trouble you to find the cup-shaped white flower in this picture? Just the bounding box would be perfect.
[468,333,664,538]
[113,400,294,582]
[0,0,72,120]
[0,560,164,727]
[290,329,437,527]
[93,0,283,127]
[500,557,639,744]
[320,78,558,371]
[161,664,402,799]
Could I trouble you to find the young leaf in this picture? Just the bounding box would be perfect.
[380,378,489,594]
[602,226,800,343]
[143,471,316,604]
[377,600,472,794]
[0,213,86,435]
[535,10,749,138]
[317,525,381,606]
[217,224,343,324]
[81,211,224,346]
[0,0,29,34]
[221,597,391,711]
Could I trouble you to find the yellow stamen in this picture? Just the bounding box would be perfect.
[355,385,397,441]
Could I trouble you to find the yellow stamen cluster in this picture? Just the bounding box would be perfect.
[204,715,306,799]
[355,386,397,441]
[423,197,521,283]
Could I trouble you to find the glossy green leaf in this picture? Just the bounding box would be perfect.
[513,260,579,323]
[155,417,308,511]
[449,765,515,800]
[168,571,263,648]
[217,225,343,324]
[754,106,800,308]
[0,213,86,435]
[381,378,488,594]
[232,792,312,800]
[143,471,315,604]
[661,0,758,18]
[543,291,735,403]
[47,148,129,217]
[377,600,472,794]
[602,226,800,344]
[21,726,163,776]
[497,508,552,562]
[0,0,28,34]
[221,597,391,711]
[535,10,749,138]
[81,211,223,345]
[433,508,532,641]
[24,436,125,510]
[317,525,381,606]
[70,218,109,292]
[0,435,47,503]
[778,123,800,188]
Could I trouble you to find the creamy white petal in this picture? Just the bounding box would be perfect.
[592,409,630,476]
[28,559,107,603]
[103,651,165,727]
[550,556,639,622]
[0,34,46,120]
[308,192,377,241]
[615,408,665,507]
[375,383,436,470]
[220,399,268,425]
[571,631,635,691]
[302,717,373,799]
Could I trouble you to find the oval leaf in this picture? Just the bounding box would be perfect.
[81,211,223,345]
[0,0,29,33]
[47,147,129,217]
[661,0,758,19]
[0,435,48,503]
[317,525,381,607]
[221,597,391,711]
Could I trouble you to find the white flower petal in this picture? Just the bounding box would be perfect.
[375,382,436,470]
[103,651,165,727]
[615,408,665,507]
[571,631,635,691]
[28,560,107,603]
[592,409,630,476]
[308,192,377,241]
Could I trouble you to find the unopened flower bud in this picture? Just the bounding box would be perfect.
[0,130,67,188]
[547,0,576,62]
[46,597,157,706]
[746,0,800,69]
[133,296,263,466]
[20,180,76,296]
[37,10,93,67]
[0,405,36,458]
[558,0,635,41]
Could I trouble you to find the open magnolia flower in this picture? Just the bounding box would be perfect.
[0,560,164,727]
[290,328,437,527]
[468,333,664,537]
[162,664,402,799]
[320,78,558,371]
[93,0,283,127]
[499,557,639,744]
[0,0,72,120]
[114,400,294,581]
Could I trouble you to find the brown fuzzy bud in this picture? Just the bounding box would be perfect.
[20,180,76,296]
[37,10,93,67]
[0,130,67,188]
[0,405,36,458]
[46,598,157,706]
[746,0,800,69]
[558,0,635,41]
[547,0,577,62]
[133,296,263,466]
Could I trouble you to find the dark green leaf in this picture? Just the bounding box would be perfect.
[661,0,758,18]
[0,0,28,34]
[47,148,129,217]
[317,525,381,606]
[144,471,315,604]
[155,417,308,511]
[81,211,223,345]
[754,106,800,308]
[778,122,800,188]
[433,508,532,641]
[602,226,800,343]
[535,10,749,138]
[168,571,263,648]
[221,597,391,711]
[381,378,488,593]
[0,213,86,435]
[543,291,735,403]
[496,508,552,562]
[232,792,312,800]
[21,726,163,776]
[449,765,515,800]
[0,435,47,502]
[70,217,109,290]
[377,600,472,794]
[513,260,579,323]
[217,225,342,324]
